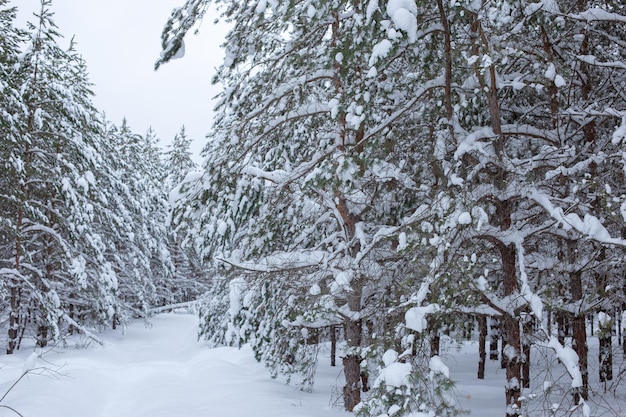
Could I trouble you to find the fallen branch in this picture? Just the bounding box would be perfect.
[62,314,104,346]
[148,301,197,315]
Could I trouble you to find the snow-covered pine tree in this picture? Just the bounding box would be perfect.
[162,126,209,305]
[100,119,172,322]
[422,1,626,415]
[0,0,28,354]
[2,0,124,350]
[161,0,626,415]
[160,0,449,412]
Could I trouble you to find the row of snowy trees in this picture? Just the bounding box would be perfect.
[0,1,207,353]
[160,0,626,416]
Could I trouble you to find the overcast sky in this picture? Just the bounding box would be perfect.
[16,0,227,163]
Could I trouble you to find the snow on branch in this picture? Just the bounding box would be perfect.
[569,7,626,23]
[544,154,606,181]
[22,223,69,249]
[62,314,104,346]
[501,124,560,144]
[564,107,625,119]
[242,166,290,183]
[252,103,330,139]
[515,241,543,321]
[360,76,445,146]
[217,250,328,274]
[545,337,583,388]
[576,55,626,70]
[405,303,439,333]
[148,301,197,315]
[353,204,430,263]
[246,70,334,121]
[0,268,27,280]
[235,103,330,163]
[612,116,626,145]
[529,189,626,246]
[453,126,496,160]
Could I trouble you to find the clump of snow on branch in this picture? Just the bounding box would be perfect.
[429,355,450,379]
[612,116,626,145]
[405,304,439,333]
[546,337,583,388]
[544,63,566,87]
[373,350,412,389]
[386,0,418,42]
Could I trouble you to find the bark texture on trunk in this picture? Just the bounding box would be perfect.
[343,315,362,411]
[503,243,521,417]
[7,281,19,354]
[478,315,487,379]
[569,252,588,400]
[489,316,500,361]
[330,325,337,367]
[428,316,440,357]
[598,313,613,383]
[521,315,531,389]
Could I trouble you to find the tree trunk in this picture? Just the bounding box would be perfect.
[572,311,588,399]
[599,336,613,382]
[546,308,552,337]
[343,315,362,411]
[7,280,19,354]
[503,244,521,417]
[37,325,48,348]
[622,310,626,357]
[333,190,364,411]
[598,312,613,382]
[569,255,588,401]
[478,315,487,379]
[556,312,567,347]
[330,325,337,367]
[489,316,500,361]
[504,313,521,416]
[428,316,440,357]
[500,321,508,370]
[521,314,531,389]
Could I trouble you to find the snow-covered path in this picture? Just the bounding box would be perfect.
[0,313,348,417]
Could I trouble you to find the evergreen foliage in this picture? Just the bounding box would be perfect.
[0,0,185,351]
[161,0,626,416]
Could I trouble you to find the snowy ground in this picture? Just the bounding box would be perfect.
[0,313,622,417]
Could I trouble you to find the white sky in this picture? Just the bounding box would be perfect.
[16,0,227,163]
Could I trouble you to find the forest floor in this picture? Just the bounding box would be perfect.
[0,312,623,417]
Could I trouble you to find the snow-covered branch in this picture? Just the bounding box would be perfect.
[62,314,104,346]
[576,54,626,70]
[216,250,327,274]
[569,8,626,23]
[529,189,626,247]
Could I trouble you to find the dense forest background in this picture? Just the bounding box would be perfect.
[3,0,626,416]
[0,0,209,353]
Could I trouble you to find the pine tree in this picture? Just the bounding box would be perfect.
[162,126,209,305]
[161,0,447,412]
[0,0,28,354]
[2,0,121,350]
[100,120,172,321]
[160,0,626,415]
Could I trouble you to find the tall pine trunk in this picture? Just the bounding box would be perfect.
[598,311,613,383]
[7,193,24,354]
[342,289,363,411]
[478,315,487,379]
[521,315,531,389]
[489,316,500,361]
[503,244,521,416]
[7,279,19,354]
[569,238,588,400]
